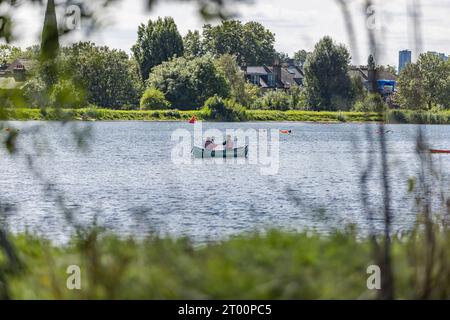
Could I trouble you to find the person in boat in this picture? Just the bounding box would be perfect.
[223,135,234,150]
[205,137,218,150]
[204,137,212,148]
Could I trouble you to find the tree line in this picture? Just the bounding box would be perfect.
[1,16,449,113]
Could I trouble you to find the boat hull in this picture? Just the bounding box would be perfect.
[192,146,248,158]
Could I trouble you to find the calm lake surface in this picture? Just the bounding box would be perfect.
[1,121,450,243]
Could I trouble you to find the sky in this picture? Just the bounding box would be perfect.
[6,0,450,67]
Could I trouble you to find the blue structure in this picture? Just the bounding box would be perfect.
[376,80,396,96]
[399,50,412,73]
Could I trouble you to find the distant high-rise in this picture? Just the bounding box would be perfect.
[399,50,412,73]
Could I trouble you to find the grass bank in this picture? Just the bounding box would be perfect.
[3,108,450,124]
[2,227,450,299]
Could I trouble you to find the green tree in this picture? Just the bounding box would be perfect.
[396,63,426,110]
[148,55,229,109]
[293,49,310,67]
[50,78,86,109]
[304,36,353,110]
[202,95,247,121]
[397,54,450,110]
[202,20,275,66]
[202,21,244,62]
[254,90,291,110]
[276,52,290,64]
[214,54,260,107]
[378,65,397,76]
[183,30,203,58]
[40,0,59,88]
[242,21,276,65]
[353,93,385,112]
[0,44,22,63]
[140,87,170,110]
[66,42,143,109]
[132,17,184,81]
[418,52,450,109]
[22,77,47,108]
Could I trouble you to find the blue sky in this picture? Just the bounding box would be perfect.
[8,0,450,67]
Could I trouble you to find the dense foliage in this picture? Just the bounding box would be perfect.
[396,52,450,110]
[202,95,247,121]
[64,42,143,109]
[132,17,184,81]
[304,36,355,111]
[2,225,449,299]
[293,49,311,67]
[214,54,261,107]
[148,55,229,110]
[1,16,448,113]
[140,87,170,110]
[183,30,204,58]
[253,87,305,110]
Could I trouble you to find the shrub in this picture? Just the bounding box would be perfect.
[50,78,86,109]
[22,77,48,108]
[148,55,229,110]
[140,87,170,110]
[202,95,247,121]
[165,110,181,118]
[254,90,291,110]
[336,112,347,122]
[353,94,386,113]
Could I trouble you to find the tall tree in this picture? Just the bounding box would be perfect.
[242,21,276,65]
[396,54,450,110]
[304,36,353,110]
[396,63,426,110]
[293,49,311,67]
[417,52,450,109]
[66,42,143,108]
[215,54,259,107]
[40,0,60,87]
[202,20,275,66]
[275,52,290,64]
[183,30,203,58]
[132,17,184,81]
[202,21,244,62]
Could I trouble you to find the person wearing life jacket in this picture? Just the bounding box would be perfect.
[205,137,218,150]
[204,137,212,148]
[223,135,234,150]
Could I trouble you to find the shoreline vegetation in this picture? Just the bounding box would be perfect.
[5,227,450,299]
[3,108,450,124]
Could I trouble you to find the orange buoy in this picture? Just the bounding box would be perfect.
[280,130,292,134]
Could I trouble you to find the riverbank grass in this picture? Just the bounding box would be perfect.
[3,227,450,299]
[3,108,450,124]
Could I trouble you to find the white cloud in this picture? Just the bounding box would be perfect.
[4,0,450,67]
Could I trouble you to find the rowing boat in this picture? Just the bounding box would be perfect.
[192,145,248,158]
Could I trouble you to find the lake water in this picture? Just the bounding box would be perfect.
[1,121,450,243]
